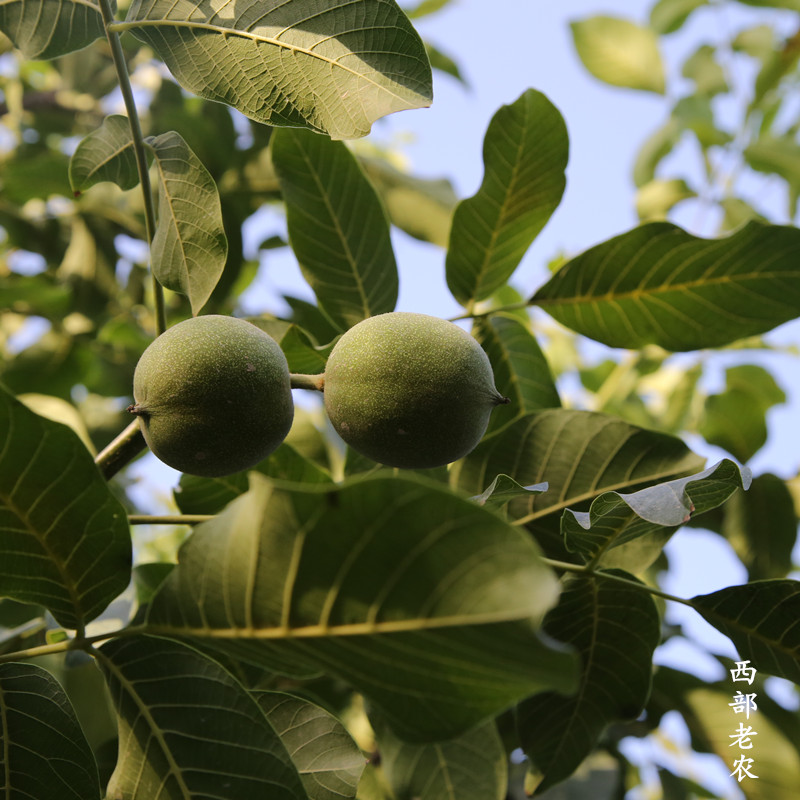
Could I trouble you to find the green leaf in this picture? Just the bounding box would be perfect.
[425,41,467,86]
[122,0,433,140]
[734,0,800,8]
[518,570,661,794]
[0,662,101,799]
[531,221,800,352]
[691,580,800,683]
[360,157,458,248]
[255,692,366,800]
[649,0,709,34]
[445,89,568,307]
[635,178,696,221]
[719,473,798,580]
[562,459,751,572]
[633,118,681,187]
[0,274,71,319]
[471,475,549,509]
[745,137,800,217]
[699,365,786,463]
[473,315,560,436]
[681,44,728,96]
[145,473,578,741]
[404,0,455,18]
[452,409,705,535]
[0,385,131,630]
[97,635,308,800]
[570,16,665,94]
[175,442,332,516]
[69,115,139,194]
[147,131,228,315]
[272,128,398,330]
[0,0,107,60]
[376,719,507,800]
[678,684,800,799]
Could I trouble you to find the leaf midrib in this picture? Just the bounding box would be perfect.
[113,19,415,101]
[534,267,800,307]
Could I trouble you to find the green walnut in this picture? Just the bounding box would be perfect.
[129,315,294,477]
[323,312,508,469]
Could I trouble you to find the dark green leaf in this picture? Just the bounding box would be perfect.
[69,115,139,194]
[146,473,578,741]
[0,662,101,799]
[0,274,71,319]
[376,718,507,800]
[699,364,786,463]
[571,16,665,93]
[719,473,798,580]
[123,0,433,140]
[0,385,131,630]
[452,409,705,533]
[175,442,333,516]
[691,580,800,682]
[518,570,661,794]
[562,459,751,572]
[473,315,560,436]
[97,635,308,800]
[0,0,107,60]
[531,221,800,351]
[446,89,568,306]
[272,128,398,330]
[255,692,365,800]
[147,131,228,315]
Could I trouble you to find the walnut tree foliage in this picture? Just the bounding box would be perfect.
[0,0,799,798]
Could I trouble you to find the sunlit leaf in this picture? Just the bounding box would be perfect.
[531,221,800,351]
[0,385,131,630]
[745,137,800,217]
[0,663,101,799]
[147,130,228,315]
[272,128,398,330]
[122,0,433,140]
[255,692,366,800]
[635,178,696,221]
[376,718,507,800]
[649,0,709,34]
[691,580,800,683]
[473,315,560,436]
[145,473,578,741]
[682,44,727,96]
[425,41,467,86]
[360,157,458,248]
[633,118,681,187]
[97,635,308,800]
[69,115,138,194]
[446,89,568,307]
[0,0,107,60]
[562,459,751,572]
[518,570,661,794]
[571,16,665,93]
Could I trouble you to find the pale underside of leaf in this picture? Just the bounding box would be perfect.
[0,0,107,60]
[147,131,228,314]
[122,0,433,140]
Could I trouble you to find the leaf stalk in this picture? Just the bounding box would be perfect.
[98,0,166,335]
